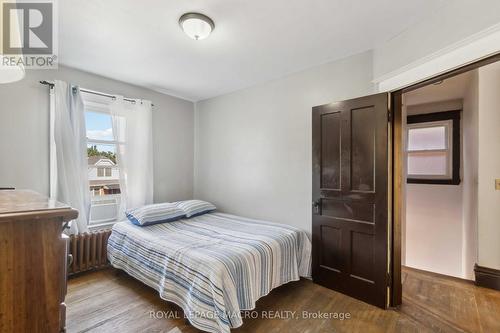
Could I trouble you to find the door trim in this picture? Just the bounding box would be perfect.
[390,52,500,307]
[375,23,500,92]
[390,91,403,307]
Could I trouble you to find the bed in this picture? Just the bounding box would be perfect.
[107,212,311,333]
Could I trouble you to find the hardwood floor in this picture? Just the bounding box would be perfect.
[66,267,500,333]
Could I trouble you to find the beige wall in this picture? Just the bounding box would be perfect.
[478,62,500,270]
[0,66,195,203]
[194,51,374,234]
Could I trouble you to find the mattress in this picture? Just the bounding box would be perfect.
[107,212,311,333]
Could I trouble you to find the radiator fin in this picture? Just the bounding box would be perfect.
[68,230,112,275]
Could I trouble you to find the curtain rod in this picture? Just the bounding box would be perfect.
[39,80,154,107]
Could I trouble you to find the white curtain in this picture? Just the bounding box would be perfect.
[50,80,90,234]
[110,96,153,216]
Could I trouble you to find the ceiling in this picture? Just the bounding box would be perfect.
[405,71,474,108]
[59,0,450,101]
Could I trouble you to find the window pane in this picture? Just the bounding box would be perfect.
[87,143,120,224]
[85,111,114,141]
[408,126,446,151]
[87,143,116,164]
[408,151,448,176]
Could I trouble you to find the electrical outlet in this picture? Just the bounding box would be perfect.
[496,179,500,190]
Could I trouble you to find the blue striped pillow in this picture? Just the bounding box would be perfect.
[125,203,186,226]
[175,200,216,218]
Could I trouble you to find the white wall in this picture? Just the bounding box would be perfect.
[373,0,500,80]
[477,62,500,270]
[0,65,194,203]
[194,51,374,234]
[406,183,464,277]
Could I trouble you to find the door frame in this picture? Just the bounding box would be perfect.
[390,52,500,307]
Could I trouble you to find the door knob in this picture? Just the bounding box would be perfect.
[312,199,321,214]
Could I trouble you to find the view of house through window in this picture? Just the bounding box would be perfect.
[85,110,121,224]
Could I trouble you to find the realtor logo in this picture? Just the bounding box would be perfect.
[1,0,57,69]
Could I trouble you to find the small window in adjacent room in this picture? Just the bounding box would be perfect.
[406,111,460,185]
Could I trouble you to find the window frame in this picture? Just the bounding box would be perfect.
[407,120,453,179]
[406,110,461,185]
[84,98,123,227]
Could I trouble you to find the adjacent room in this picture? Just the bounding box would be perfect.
[403,71,478,280]
[1,1,500,333]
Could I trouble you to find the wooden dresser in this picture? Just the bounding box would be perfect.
[0,190,78,333]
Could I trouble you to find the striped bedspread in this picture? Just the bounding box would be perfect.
[107,212,311,333]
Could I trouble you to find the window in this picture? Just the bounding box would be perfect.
[96,167,112,177]
[406,111,460,185]
[84,100,122,225]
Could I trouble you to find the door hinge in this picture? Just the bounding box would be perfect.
[387,110,392,122]
[386,272,392,287]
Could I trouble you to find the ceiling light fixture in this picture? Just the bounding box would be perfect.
[179,12,215,40]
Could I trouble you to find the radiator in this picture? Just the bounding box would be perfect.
[68,230,112,275]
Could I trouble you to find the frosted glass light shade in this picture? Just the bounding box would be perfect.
[179,13,214,40]
[0,58,25,83]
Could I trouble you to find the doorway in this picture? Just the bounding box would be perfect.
[401,71,477,280]
[391,53,500,306]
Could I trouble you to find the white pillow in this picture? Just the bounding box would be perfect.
[175,200,216,218]
[126,203,185,226]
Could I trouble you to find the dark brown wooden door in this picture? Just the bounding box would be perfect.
[312,93,390,308]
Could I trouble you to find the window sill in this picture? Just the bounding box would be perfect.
[407,178,461,185]
[88,221,117,231]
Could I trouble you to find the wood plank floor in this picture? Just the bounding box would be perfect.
[66,267,500,333]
